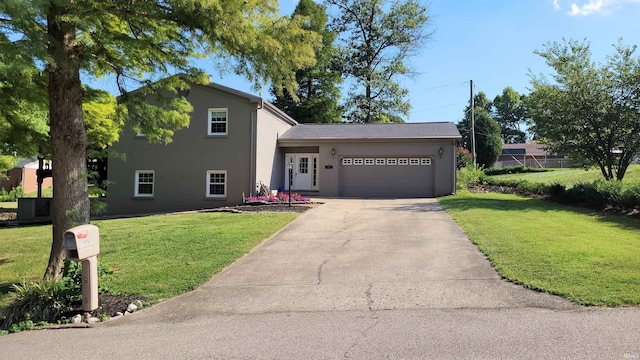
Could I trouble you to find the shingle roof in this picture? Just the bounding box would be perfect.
[279,122,461,140]
[502,141,548,156]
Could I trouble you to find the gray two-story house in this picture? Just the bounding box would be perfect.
[106,81,461,215]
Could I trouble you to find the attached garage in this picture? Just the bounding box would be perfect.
[340,156,433,197]
[278,122,461,198]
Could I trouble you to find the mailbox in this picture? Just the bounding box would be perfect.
[64,224,100,312]
[65,224,100,261]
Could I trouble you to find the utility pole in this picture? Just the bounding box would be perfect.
[470,80,476,168]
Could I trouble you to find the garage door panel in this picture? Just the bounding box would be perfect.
[341,157,433,197]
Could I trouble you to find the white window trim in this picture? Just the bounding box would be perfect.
[410,158,420,165]
[398,158,409,165]
[208,108,228,136]
[387,158,397,165]
[421,158,432,166]
[353,158,364,165]
[206,170,227,198]
[342,158,353,165]
[375,158,386,165]
[134,170,154,197]
[364,158,375,165]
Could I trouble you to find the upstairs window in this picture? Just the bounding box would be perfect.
[208,108,228,135]
[135,170,154,197]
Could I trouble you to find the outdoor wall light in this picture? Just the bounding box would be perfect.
[331,147,336,156]
[439,147,444,158]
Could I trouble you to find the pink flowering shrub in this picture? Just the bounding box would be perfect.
[245,192,310,203]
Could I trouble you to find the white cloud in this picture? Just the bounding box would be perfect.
[553,0,640,16]
[568,0,607,15]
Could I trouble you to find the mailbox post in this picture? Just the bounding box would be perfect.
[65,224,100,312]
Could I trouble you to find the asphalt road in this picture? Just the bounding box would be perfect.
[1,198,638,359]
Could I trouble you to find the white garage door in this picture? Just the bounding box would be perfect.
[340,157,434,197]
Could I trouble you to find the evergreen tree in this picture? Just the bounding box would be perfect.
[457,92,502,168]
[271,0,343,123]
[327,0,431,123]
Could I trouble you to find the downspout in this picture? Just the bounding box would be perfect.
[451,140,457,195]
[249,100,262,197]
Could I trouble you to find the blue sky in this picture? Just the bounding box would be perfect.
[88,0,640,124]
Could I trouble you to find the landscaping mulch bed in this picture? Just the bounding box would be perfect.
[0,208,17,222]
[62,294,150,319]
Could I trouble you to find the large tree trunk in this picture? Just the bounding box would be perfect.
[44,5,90,280]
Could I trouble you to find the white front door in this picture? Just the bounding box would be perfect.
[285,153,318,191]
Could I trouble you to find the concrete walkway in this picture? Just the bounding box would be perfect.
[1,199,639,359]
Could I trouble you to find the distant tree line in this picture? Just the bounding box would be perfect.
[457,38,640,182]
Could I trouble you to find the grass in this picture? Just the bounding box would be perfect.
[439,192,640,306]
[0,211,298,313]
[489,164,640,185]
[22,188,53,198]
[0,202,17,209]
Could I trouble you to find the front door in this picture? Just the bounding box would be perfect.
[285,153,318,191]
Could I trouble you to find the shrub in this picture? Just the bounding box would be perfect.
[456,147,472,169]
[620,182,640,209]
[456,166,486,191]
[2,280,71,329]
[2,260,114,330]
[547,182,566,198]
[484,166,549,176]
[0,186,23,202]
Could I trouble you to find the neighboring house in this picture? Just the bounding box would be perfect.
[106,81,461,215]
[1,158,53,194]
[496,141,569,168]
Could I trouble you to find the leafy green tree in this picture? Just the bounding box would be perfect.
[457,92,502,168]
[327,0,431,123]
[528,39,640,180]
[271,0,343,123]
[493,87,529,144]
[1,0,318,280]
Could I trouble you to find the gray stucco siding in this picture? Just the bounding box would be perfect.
[107,84,257,215]
[279,139,456,198]
[254,107,295,194]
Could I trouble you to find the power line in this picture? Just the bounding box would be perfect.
[413,80,471,92]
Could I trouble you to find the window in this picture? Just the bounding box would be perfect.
[299,157,308,174]
[342,158,352,165]
[409,158,420,165]
[421,158,432,166]
[313,157,317,187]
[353,158,364,165]
[375,158,386,165]
[398,158,409,165]
[387,158,397,165]
[206,170,227,197]
[364,158,375,165]
[134,170,154,197]
[208,108,228,135]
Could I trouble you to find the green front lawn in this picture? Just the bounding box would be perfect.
[490,164,640,185]
[0,211,298,313]
[439,192,640,306]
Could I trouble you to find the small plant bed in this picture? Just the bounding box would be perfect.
[0,206,17,221]
[244,191,310,205]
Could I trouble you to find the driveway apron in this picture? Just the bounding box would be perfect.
[135,198,574,320]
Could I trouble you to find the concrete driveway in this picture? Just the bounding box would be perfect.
[1,198,639,359]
